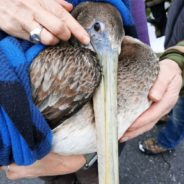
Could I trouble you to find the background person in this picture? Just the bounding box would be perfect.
[138,0,184,154]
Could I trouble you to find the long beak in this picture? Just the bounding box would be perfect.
[93,50,119,184]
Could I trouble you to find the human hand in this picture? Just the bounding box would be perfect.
[120,59,183,142]
[0,0,90,45]
[0,153,86,180]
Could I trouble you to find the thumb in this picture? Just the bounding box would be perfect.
[149,68,171,102]
[149,59,182,102]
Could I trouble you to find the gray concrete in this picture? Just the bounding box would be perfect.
[120,123,184,184]
[1,123,184,184]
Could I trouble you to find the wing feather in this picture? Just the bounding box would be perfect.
[30,43,101,128]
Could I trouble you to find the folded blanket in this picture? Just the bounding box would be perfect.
[0,0,136,166]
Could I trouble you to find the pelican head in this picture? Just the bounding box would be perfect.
[72,2,124,55]
[73,3,125,179]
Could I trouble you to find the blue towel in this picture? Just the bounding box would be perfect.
[0,0,137,166]
[0,37,52,166]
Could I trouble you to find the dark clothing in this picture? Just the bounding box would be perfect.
[158,97,184,149]
[156,0,184,149]
[150,1,167,37]
[164,0,184,48]
[146,0,168,38]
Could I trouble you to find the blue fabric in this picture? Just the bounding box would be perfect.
[0,37,52,166]
[0,0,136,166]
[157,96,184,149]
[67,0,134,26]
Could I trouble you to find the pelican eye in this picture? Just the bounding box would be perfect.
[94,22,101,32]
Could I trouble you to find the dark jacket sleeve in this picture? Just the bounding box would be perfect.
[164,0,184,48]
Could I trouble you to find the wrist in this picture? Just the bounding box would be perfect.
[160,59,183,92]
[160,59,182,74]
[160,47,184,71]
[82,153,97,170]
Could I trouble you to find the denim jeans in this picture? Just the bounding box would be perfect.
[157,96,184,149]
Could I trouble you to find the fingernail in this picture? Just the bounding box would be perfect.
[121,137,129,142]
[82,36,90,45]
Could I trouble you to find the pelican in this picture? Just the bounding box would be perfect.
[30,2,159,155]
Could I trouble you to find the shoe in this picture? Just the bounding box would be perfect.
[138,138,173,155]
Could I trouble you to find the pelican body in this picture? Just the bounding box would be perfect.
[30,2,159,155]
[51,36,159,154]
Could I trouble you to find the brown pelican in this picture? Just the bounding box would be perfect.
[30,2,159,155]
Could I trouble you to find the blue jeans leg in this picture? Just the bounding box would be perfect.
[157,96,184,149]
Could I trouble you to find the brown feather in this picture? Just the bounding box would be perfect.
[30,42,101,129]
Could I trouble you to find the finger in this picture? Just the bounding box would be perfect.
[6,171,35,180]
[6,172,20,180]
[34,1,89,44]
[4,164,32,180]
[149,60,182,102]
[22,19,60,45]
[41,28,60,45]
[4,27,28,41]
[132,74,181,130]
[56,0,73,11]
[2,165,12,177]
[0,17,28,40]
[129,100,169,131]
[62,11,90,44]
[166,74,183,99]
[149,68,171,102]
[6,170,27,180]
[127,102,160,130]
[34,8,71,41]
[119,60,182,143]
[48,6,90,44]
[120,122,155,142]
[6,4,60,45]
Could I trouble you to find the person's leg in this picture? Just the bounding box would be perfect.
[157,96,184,148]
[139,96,184,154]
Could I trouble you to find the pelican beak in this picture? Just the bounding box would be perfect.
[93,49,119,183]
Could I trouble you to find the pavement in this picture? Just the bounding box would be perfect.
[1,123,184,184]
[120,123,184,184]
